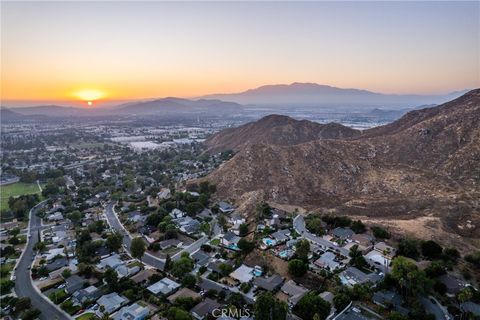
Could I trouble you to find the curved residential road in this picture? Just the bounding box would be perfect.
[104,202,166,270]
[104,202,214,269]
[14,200,71,320]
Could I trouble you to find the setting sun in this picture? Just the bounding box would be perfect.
[75,89,105,102]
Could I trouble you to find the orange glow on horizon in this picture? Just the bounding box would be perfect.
[74,89,105,102]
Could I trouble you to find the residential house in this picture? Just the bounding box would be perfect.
[147,278,180,296]
[113,303,149,320]
[157,188,171,200]
[253,274,284,292]
[271,229,291,244]
[314,252,342,271]
[373,242,396,258]
[159,239,182,250]
[64,275,87,294]
[191,249,211,267]
[131,269,158,286]
[72,285,101,305]
[170,209,185,219]
[45,257,69,272]
[332,227,355,240]
[339,267,382,287]
[207,259,234,275]
[97,254,124,270]
[197,208,213,220]
[47,212,64,222]
[218,202,235,214]
[97,293,128,315]
[221,231,240,249]
[351,234,374,248]
[373,290,409,316]
[229,265,254,283]
[281,280,308,307]
[191,298,222,320]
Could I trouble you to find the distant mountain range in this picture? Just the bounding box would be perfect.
[1,98,243,118]
[201,82,469,107]
[0,83,470,119]
[203,89,480,245]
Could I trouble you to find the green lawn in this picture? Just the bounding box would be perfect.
[210,238,220,246]
[76,313,99,320]
[0,182,42,210]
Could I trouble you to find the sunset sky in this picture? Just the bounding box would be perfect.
[1,1,479,107]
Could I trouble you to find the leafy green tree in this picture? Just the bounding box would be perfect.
[295,292,331,320]
[425,261,446,278]
[185,202,203,215]
[333,292,351,310]
[351,220,366,233]
[441,247,460,264]
[106,232,123,252]
[104,267,118,291]
[397,238,419,259]
[237,238,255,254]
[349,245,367,268]
[181,274,196,288]
[239,223,249,237]
[254,292,288,320]
[306,216,325,236]
[295,239,310,261]
[288,259,307,277]
[20,309,41,320]
[130,237,146,260]
[171,253,194,278]
[372,226,390,239]
[391,256,430,297]
[61,268,72,279]
[35,241,46,252]
[227,292,245,309]
[67,210,83,225]
[167,306,192,320]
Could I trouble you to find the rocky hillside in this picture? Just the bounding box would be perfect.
[203,89,480,241]
[204,114,360,153]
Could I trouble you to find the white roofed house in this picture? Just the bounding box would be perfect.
[147,278,180,296]
[47,212,64,222]
[96,293,128,316]
[313,251,343,272]
[229,214,246,235]
[170,208,185,219]
[157,188,171,200]
[113,303,149,320]
[229,264,254,283]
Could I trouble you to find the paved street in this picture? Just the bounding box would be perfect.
[104,202,166,270]
[14,201,71,320]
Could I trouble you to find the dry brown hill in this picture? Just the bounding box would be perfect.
[203,89,480,245]
[204,114,360,153]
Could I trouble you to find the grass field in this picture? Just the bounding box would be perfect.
[0,182,42,211]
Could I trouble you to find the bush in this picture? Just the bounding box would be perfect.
[288,259,307,277]
[465,251,480,267]
[371,226,390,239]
[421,240,443,260]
